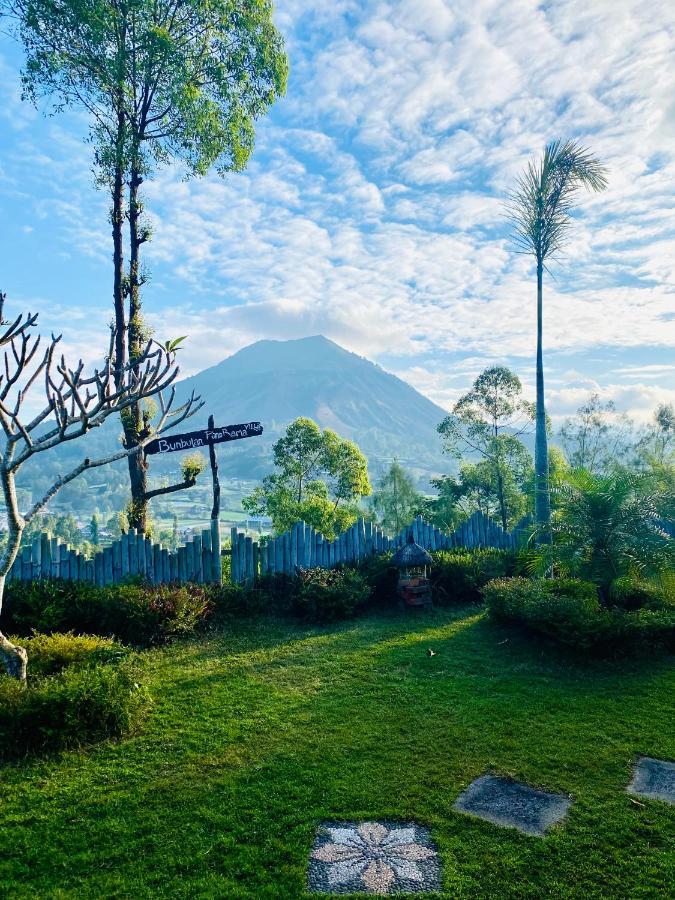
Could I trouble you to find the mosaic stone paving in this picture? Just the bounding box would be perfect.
[308,821,441,895]
[627,757,675,805]
[453,775,572,836]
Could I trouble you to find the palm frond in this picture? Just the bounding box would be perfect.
[506,139,608,262]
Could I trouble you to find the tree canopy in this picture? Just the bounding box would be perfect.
[242,418,372,538]
[437,366,533,529]
[371,461,422,534]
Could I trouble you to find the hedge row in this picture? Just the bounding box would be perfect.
[483,577,675,653]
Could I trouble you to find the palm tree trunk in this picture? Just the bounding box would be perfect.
[535,259,551,542]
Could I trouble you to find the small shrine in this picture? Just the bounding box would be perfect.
[391,532,433,609]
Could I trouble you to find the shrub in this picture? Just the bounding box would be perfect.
[21,632,125,677]
[292,567,371,623]
[0,635,148,760]
[2,579,213,647]
[608,577,673,611]
[209,582,268,618]
[430,549,518,605]
[356,554,398,606]
[483,577,675,653]
[101,582,212,646]
[253,567,371,623]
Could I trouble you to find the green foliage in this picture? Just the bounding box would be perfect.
[437,366,533,530]
[16,512,86,550]
[2,579,212,647]
[429,459,528,531]
[11,0,288,184]
[0,655,148,760]
[243,417,372,538]
[484,576,675,653]
[608,577,674,612]
[531,468,674,595]
[560,393,634,473]
[255,567,371,623]
[430,549,518,605]
[356,554,399,606]
[291,568,371,623]
[371,461,422,533]
[636,402,675,468]
[19,632,125,677]
[90,513,100,546]
[507,139,609,264]
[180,451,207,482]
[162,336,188,354]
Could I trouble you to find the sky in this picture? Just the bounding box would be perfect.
[1,0,674,427]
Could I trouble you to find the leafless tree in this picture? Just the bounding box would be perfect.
[0,292,202,680]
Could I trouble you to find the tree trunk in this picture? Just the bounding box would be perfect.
[111,114,126,389]
[0,627,27,683]
[124,160,148,532]
[0,466,27,681]
[496,467,508,531]
[534,259,551,542]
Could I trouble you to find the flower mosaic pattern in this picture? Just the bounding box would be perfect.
[308,821,441,894]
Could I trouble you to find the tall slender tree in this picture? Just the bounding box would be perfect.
[7,0,288,531]
[507,140,607,539]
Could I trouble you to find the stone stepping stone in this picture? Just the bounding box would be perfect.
[627,757,675,805]
[308,820,441,895]
[453,775,572,837]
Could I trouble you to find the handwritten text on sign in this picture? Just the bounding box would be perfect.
[145,422,263,456]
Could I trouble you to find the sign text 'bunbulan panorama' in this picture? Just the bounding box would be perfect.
[144,422,263,456]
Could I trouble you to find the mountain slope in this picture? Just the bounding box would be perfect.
[172,336,449,479]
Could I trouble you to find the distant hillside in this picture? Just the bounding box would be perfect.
[170,336,450,482]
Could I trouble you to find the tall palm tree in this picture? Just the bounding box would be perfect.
[507,139,608,540]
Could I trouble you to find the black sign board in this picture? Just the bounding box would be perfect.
[145,421,263,456]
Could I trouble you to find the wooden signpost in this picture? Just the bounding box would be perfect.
[145,418,264,584]
[144,421,263,456]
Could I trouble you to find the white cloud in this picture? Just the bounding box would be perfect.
[1,0,674,421]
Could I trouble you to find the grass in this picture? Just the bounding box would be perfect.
[1,607,673,898]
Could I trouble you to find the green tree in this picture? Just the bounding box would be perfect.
[243,418,372,538]
[507,140,608,540]
[560,393,633,473]
[437,366,534,530]
[636,403,675,467]
[20,512,85,549]
[89,513,100,547]
[8,0,288,531]
[428,458,529,531]
[372,461,422,534]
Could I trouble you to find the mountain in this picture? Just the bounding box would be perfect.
[16,336,452,514]
[170,336,449,481]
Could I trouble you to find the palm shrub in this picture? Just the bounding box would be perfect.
[531,468,674,602]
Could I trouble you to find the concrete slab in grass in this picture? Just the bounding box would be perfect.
[628,757,675,805]
[453,775,572,837]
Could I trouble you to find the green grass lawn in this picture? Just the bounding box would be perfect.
[1,608,673,898]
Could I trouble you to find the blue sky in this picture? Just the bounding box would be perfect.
[1,0,674,425]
